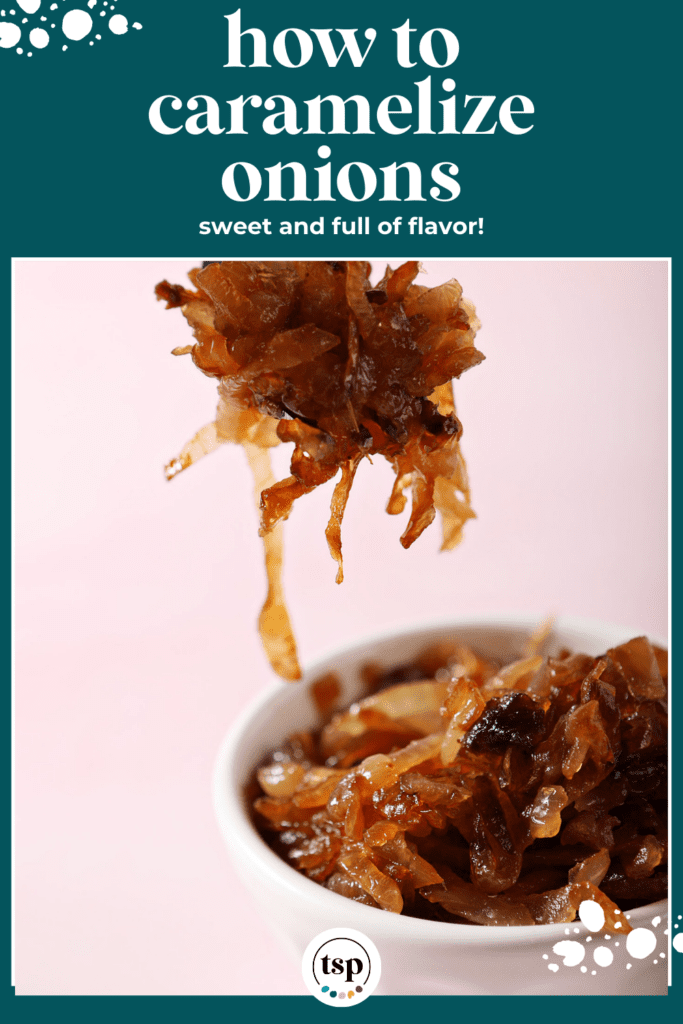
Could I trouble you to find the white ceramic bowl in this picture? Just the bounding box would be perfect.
[214,616,668,996]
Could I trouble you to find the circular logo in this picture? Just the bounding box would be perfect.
[302,928,381,1005]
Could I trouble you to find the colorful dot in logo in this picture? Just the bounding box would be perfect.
[319,979,364,1000]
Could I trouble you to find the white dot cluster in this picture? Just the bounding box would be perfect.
[544,901,671,983]
[0,1,142,53]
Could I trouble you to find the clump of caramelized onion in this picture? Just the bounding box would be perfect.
[252,635,667,928]
[156,261,483,680]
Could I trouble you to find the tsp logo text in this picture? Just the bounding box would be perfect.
[320,953,363,984]
[302,929,381,1006]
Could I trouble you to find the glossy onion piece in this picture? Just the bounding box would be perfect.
[429,381,476,550]
[469,779,527,894]
[619,835,665,879]
[257,761,307,798]
[325,455,362,584]
[293,767,348,808]
[524,881,631,931]
[244,441,301,680]
[480,654,543,700]
[568,848,611,887]
[164,421,220,481]
[423,867,536,926]
[157,261,483,679]
[440,676,486,766]
[325,871,379,907]
[338,843,404,913]
[379,833,444,886]
[253,632,667,925]
[320,680,449,758]
[562,700,612,778]
[607,637,666,702]
[527,785,569,839]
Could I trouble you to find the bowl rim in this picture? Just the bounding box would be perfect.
[213,614,668,947]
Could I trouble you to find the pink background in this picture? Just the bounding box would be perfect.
[14,260,668,994]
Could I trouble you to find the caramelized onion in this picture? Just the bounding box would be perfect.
[253,633,667,927]
[157,261,483,678]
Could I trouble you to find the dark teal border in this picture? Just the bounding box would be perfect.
[3,0,679,1017]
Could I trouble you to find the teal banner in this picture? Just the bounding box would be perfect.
[0,0,677,255]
